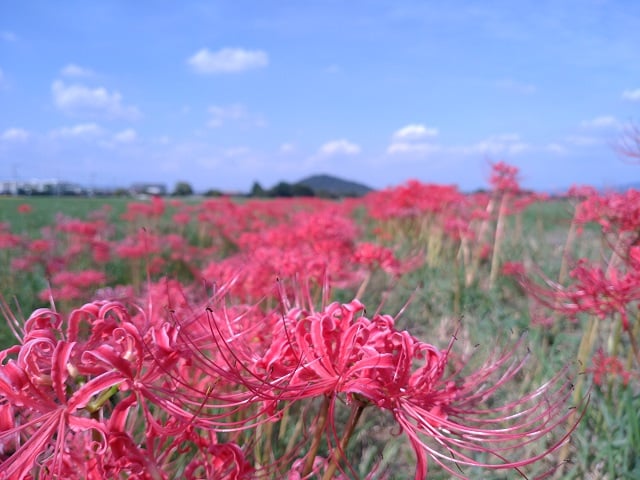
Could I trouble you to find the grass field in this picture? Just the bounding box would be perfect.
[0,180,638,479]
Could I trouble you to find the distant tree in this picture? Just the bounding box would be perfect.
[203,189,223,197]
[291,183,315,197]
[269,181,294,197]
[173,181,194,196]
[250,181,266,197]
[314,189,338,199]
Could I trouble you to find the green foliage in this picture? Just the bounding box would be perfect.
[173,181,194,196]
[266,181,315,198]
[1,195,638,478]
[249,181,266,197]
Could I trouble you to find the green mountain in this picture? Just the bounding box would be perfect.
[295,174,373,197]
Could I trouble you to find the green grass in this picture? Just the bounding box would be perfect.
[0,194,637,478]
[0,196,131,233]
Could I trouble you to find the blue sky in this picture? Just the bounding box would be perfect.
[1,1,640,192]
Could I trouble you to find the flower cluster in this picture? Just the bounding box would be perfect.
[0,287,580,479]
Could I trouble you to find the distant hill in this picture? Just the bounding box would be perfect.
[295,174,373,197]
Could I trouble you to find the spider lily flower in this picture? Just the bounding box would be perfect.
[195,297,581,479]
[0,299,202,479]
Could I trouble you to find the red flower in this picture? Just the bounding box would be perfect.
[196,298,580,479]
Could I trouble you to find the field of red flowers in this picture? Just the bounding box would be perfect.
[0,162,638,479]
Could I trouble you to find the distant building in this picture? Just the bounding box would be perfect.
[0,179,86,196]
[0,181,18,195]
[130,183,168,196]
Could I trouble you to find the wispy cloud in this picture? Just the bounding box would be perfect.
[187,47,269,74]
[393,124,439,140]
[565,135,600,146]
[545,143,568,155]
[0,31,17,42]
[495,78,537,95]
[113,128,137,143]
[61,64,95,78]
[387,142,440,155]
[51,81,140,120]
[318,139,361,156]
[458,133,529,156]
[387,132,529,158]
[50,123,105,138]
[279,142,295,153]
[581,115,619,128]
[207,104,265,128]
[388,123,440,155]
[1,127,29,141]
[622,89,640,102]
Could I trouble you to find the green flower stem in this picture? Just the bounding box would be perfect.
[322,401,365,480]
[86,384,120,414]
[303,395,331,477]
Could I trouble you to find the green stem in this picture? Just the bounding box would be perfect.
[86,384,120,413]
[322,402,365,480]
[303,395,331,477]
[556,315,599,477]
[489,193,509,289]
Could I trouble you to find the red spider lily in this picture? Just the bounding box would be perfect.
[587,349,637,387]
[574,188,640,235]
[0,327,114,478]
[115,230,162,260]
[0,223,22,250]
[509,259,640,331]
[364,181,463,221]
[0,297,238,480]
[192,296,581,479]
[353,242,404,276]
[16,204,32,214]
[39,269,107,302]
[201,208,366,302]
[121,196,166,222]
[489,161,520,194]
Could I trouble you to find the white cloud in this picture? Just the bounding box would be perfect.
[496,78,537,95]
[187,47,269,74]
[279,142,295,153]
[581,115,618,128]
[1,127,29,141]
[393,123,439,141]
[387,124,440,155]
[113,128,137,143]
[207,104,265,128]
[50,123,105,138]
[545,143,568,155]
[461,133,529,155]
[387,132,530,159]
[622,89,640,102]
[61,64,95,78]
[51,81,140,120]
[565,135,599,146]
[387,142,440,155]
[0,68,4,85]
[1,31,17,42]
[319,139,361,156]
